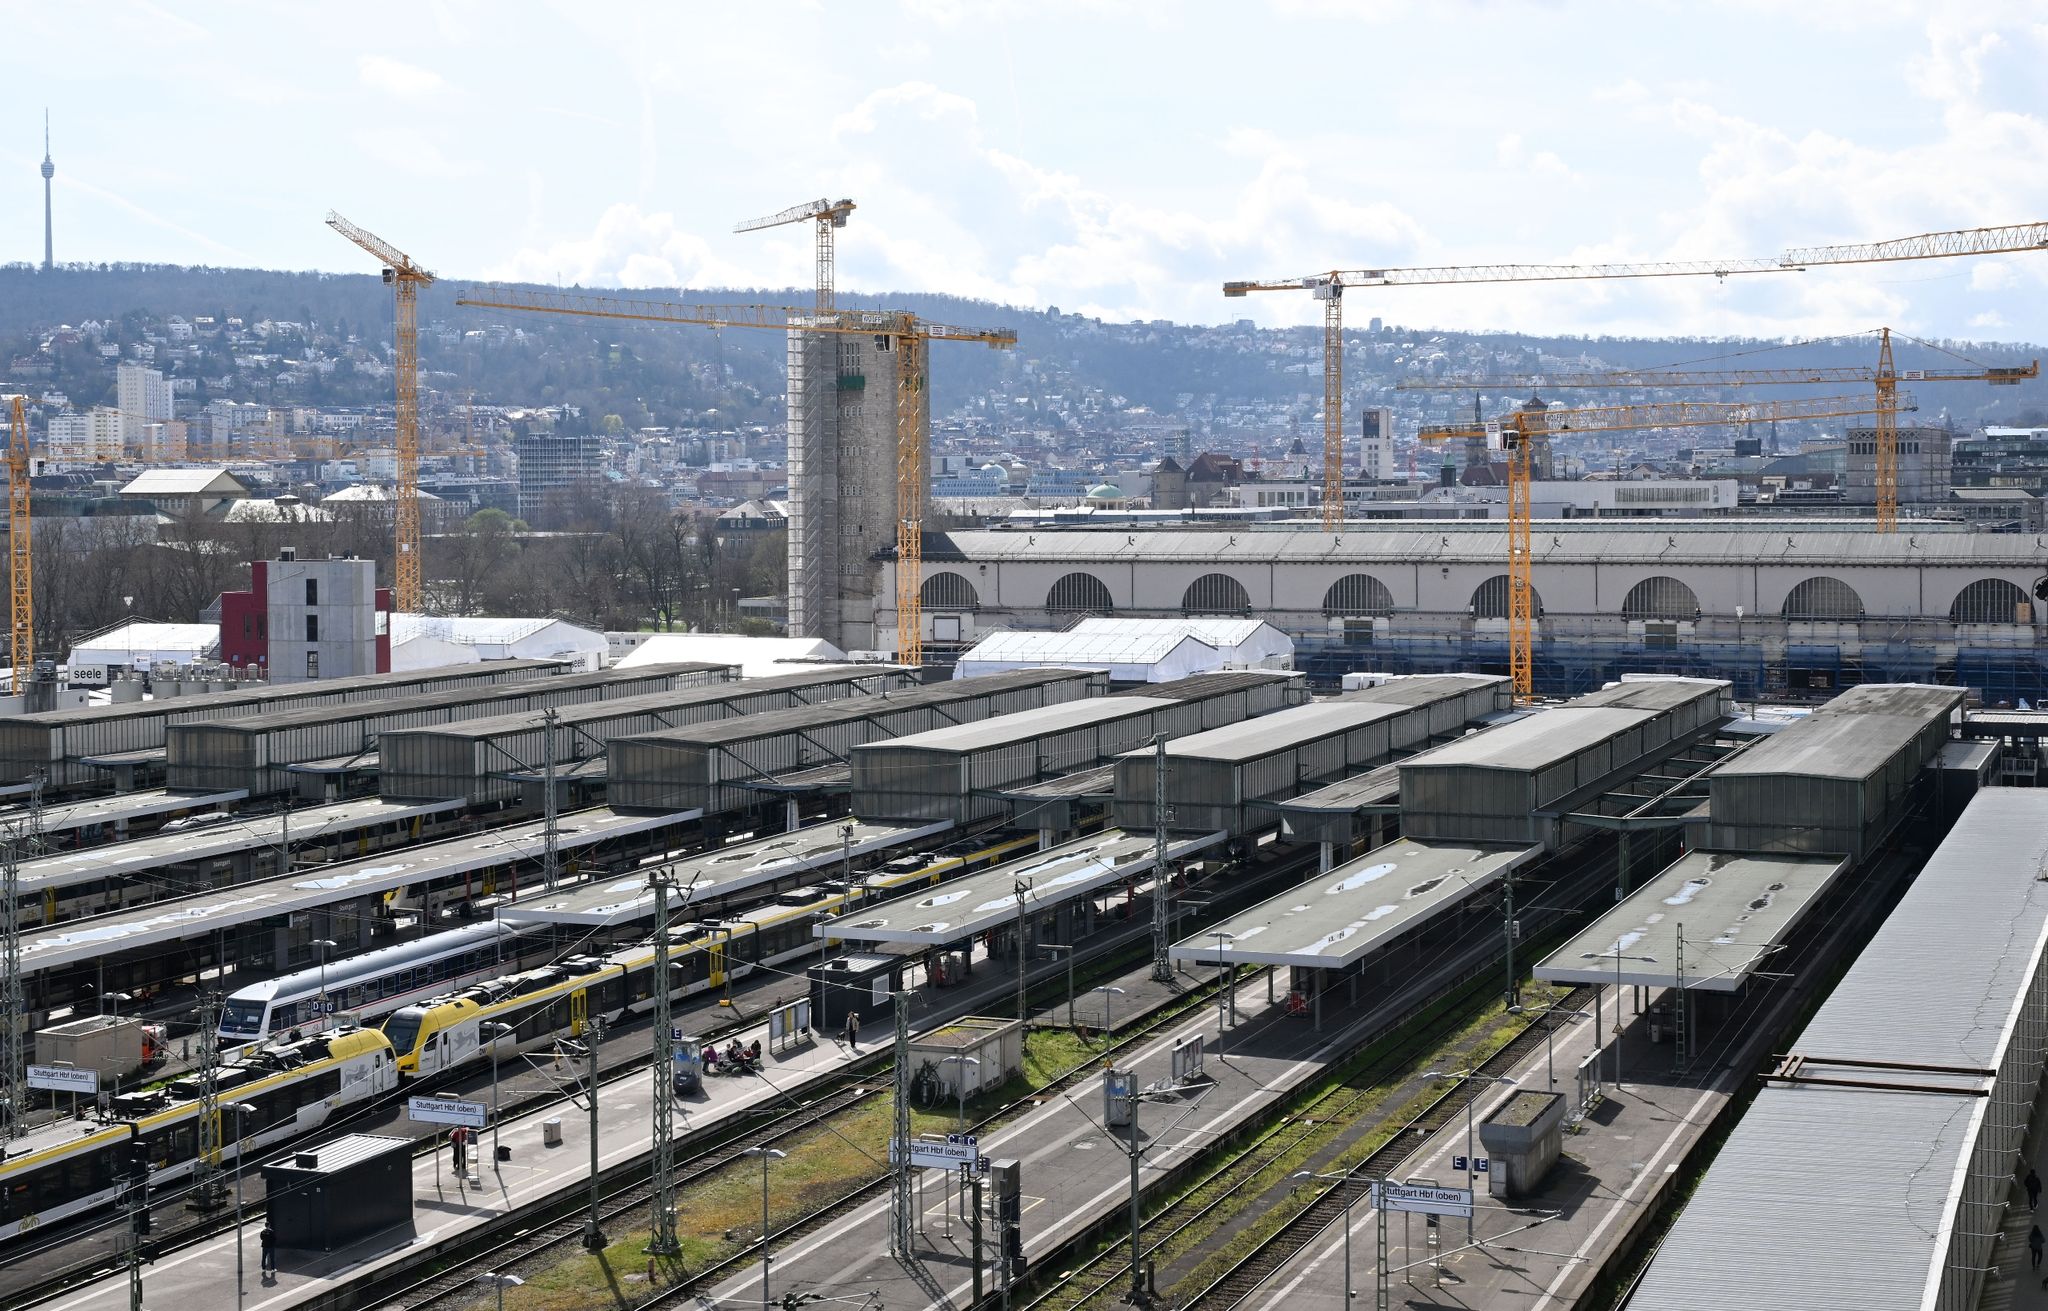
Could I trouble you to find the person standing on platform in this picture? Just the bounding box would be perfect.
[260,1224,276,1279]
[845,1010,861,1050]
[451,1126,468,1176]
[2027,1166,2041,1210]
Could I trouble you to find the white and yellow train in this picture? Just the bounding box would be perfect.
[0,1027,396,1243]
[383,831,1038,1076]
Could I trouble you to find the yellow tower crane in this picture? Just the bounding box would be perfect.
[1418,392,1912,699]
[1399,329,2036,531]
[1224,220,2048,532]
[734,198,856,315]
[7,396,29,691]
[451,287,1015,666]
[326,211,434,613]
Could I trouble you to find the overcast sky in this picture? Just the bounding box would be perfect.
[2,1,2044,343]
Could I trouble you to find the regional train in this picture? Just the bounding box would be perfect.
[0,1026,396,1242]
[381,830,1044,1076]
[217,921,553,1044]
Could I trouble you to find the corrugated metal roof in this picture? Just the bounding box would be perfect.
[1110,670,1298,701]
[875,697,1174,753]
[1798,789,2048,1069]
[1139,699,1414,762]
[1275,763,1402,814]
[1567,677,1729,714]
[1401,706,1656,771]
[384,667,897,743]
[1627,1086,1981,1311]
[1809,683,1964,721]
[1711,712,1931,782]
[1628,790,2048,1311]
[617,669,1093,748]
[935,526,2048,568]
[1335,673,1508,707]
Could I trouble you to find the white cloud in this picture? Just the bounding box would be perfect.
[357,55,446,100]
[1971,262,2017,291]
[487,203,757,290]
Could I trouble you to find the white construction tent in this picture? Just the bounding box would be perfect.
[389,614,608,672]
[953,617,1294,683]
[611,632,851,679]
[66,621,221,683]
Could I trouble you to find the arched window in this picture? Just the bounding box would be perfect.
[1322,573,1395,618]
[1621,575,1699,621]
[1182,573,1252,615]
[1950,578,2032,625]
[920,572,979,611]
[1782,576,1863,621]
[1046,572,1114,613]
[1471,574,1544,620]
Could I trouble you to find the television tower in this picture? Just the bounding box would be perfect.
[40,112,54,272]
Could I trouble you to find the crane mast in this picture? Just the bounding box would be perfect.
[7,397,29,692]
[326,211,435,613]
[734,197,855,315]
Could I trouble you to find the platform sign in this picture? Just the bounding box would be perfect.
[890,1136,981,1170]
[27,1065,98,1094]
[407,1095,489,1129]
[1373,1181,1472,1219]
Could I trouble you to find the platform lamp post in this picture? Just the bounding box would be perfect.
[1423,1068,1517,1245]
[1506,1004,1591,1089]
[1042,943,1077,1029]
[1208,931,1236,1050]
[482,1021,513,1164]
[1091,985,1126,1038]
[311,938,337,1028]
[743,1146,787,1311]
[478,1272,524,1311]
[1294,1169,1358,1304]
[1013,876,1033,1028]
[227,1101,257,1311]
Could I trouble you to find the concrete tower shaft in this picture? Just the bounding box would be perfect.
[40,111,53,272]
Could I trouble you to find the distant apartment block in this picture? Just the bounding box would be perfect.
[115,362,172,442]
[515,431,605,521]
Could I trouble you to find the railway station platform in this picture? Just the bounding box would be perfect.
[708,947,1490,1310]
[38,863,1239,1311]
[1236,857,1903,1311]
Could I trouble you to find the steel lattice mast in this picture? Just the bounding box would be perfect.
[326,211,434,612]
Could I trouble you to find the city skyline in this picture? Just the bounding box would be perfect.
[0,3,2042,344]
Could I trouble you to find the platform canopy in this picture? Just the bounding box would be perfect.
[1168,839,1538,970]
[0,787,246,835]
[829,828,1225,945]
[12,796,466,894]
[1534,849,1850,992]
[17,806,698,978]
[498,818,951,928]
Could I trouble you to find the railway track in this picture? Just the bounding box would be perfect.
[628,962,1242,1311]
[1012,966,1533,1311]
[1178,985,1597,1310]
[363,852,1324,1311]
[3,989,805,1310]
[386,1077,891,1309]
